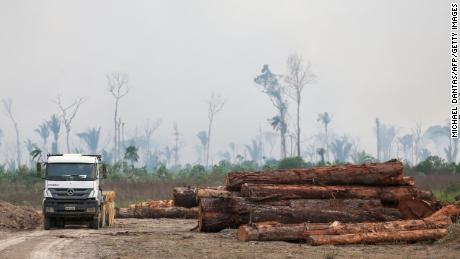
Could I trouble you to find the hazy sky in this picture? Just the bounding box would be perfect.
[0,0,449,163]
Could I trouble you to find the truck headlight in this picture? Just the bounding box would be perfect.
[86,207,96,213]
[44,190,52,198]
[45,207,54,213]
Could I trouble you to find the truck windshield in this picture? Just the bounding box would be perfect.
[46,163,96,181]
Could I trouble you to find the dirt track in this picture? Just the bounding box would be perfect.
[0,218,459,259]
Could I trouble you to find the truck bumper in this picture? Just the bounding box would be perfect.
[43,198,99,217]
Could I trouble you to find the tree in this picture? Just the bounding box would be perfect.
[107,72,130,162]
[25,139,35,167]
[77,127,101,154]
[205,93,225,167]
[412,123,423,164]
[316,147,326,165]
[330,135,353,162]
[245,139,263,164]
[375,118,381,161]
[375,119,397,161]
[398,134,414,164]
[143,119,162,157]
[124,145,139,168]
[2,99,21,167]
[255,65,288,159]
[284,54,315,157]
[228,142,237,162]
[48,114,61,153]
[317,112,331,161]
[172,122,183,166]
[196,131,208,164]
[351,150,377,164]
[56,94,85,153]
[425,125,458,164]
[34,122,50,152]
[163,146,173,166]
[30,145,43,162]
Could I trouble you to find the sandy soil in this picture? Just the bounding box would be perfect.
[0,218,459,259]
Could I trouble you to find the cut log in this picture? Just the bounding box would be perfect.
[237,222,330,242]
[237,217,452,242]
[198,197,401,232]
[173,187,198,208]
[129,200,174,209]
[115,206,198,219]
[225,160,404,191]
[306,229,448,246]
[240,183,432,203]
[403,176,415,186]
[399,199,437,219]
[304,216,452,236]
[196,187,233,201]
[115,207,134,218]
[427,202,460,221]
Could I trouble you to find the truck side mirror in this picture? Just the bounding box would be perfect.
[36,162,42,177]
[101,164,108,179]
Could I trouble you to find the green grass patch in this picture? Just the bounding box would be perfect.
[433,183,460,204]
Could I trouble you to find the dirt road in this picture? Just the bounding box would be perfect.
[0,218,459,259]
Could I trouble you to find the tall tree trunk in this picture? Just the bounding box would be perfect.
[65,128,70,153]
[296,97,301,157]
[325,124,329,162]
[52,134,58,153]
[206,118,212,167]
[113,98,119,162]
[376,118,381,161]
[117,118,122,159]
[14,122,21,167]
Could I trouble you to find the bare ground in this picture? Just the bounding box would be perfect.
[0,218,459,259]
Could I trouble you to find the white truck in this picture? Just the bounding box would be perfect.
[38,154,113,230]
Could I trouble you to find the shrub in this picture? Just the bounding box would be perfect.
[278,156,306,169]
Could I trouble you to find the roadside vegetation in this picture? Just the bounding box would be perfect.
[1,155,459,208]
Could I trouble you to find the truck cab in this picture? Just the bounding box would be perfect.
[40,154,108,230]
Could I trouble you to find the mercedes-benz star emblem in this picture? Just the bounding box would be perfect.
[67,188,74,196]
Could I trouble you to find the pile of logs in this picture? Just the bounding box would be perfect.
[197,160,455,245]
[115,187,200,219]
[237,216,452,245]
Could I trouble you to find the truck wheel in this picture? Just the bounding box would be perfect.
[44,216,51,230]
[90,215,100,229]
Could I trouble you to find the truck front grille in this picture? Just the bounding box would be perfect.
[49,188,92,199]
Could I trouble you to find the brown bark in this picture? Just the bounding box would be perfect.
[173,187,198,208]
[399,199,438,219]
[427,202,460,220]
[225,160,404,191]
[403,176,415,186]
[198,197,400,232]
[237,222,329,242]
[115,208,133,218]
[115,206,198,219]
[306,229,448,246]
[237,217,451,242]
[116,199,198,219]
[240,183,432,203]
[196,187,233,201]
[304,216,452,236]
